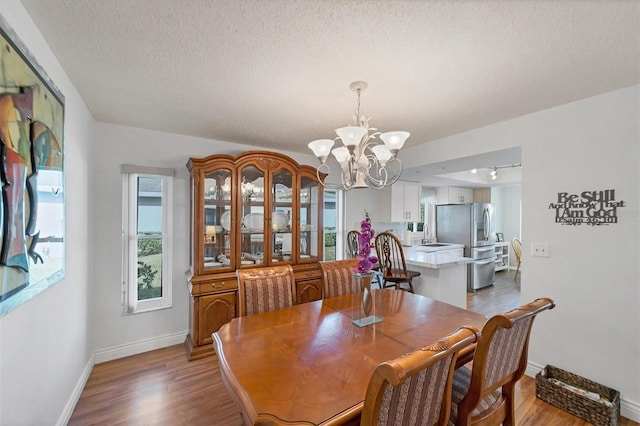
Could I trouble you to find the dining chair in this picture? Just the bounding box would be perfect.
[320,258,358,299]
[511,238,522,281]
[449,297,555,426]
[347,230,360,258]
[361,326,481,426]
[237,264,296,316]
[374,231,420,293]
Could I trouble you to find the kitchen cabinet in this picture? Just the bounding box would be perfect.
[185,151,324,359]
[494,242,510,272]
[435,186,473,205]
[377,181,421,222]
[473,188,492,203]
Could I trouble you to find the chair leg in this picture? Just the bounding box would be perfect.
[514,263,521,281]
[502,382,517,426]
[407,279,414,293]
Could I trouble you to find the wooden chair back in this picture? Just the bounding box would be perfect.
[320,259,358,299]
[374,232,419,292]
[450,297,555,426]
[237,264,296,316]
[361,326,481,426]
[347,230,360,258]
[511,238,522,280]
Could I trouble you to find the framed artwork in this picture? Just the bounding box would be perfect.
[0,16,65,317]
[496,232,504,242]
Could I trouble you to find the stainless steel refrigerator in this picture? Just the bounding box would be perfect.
[436,203,495,291]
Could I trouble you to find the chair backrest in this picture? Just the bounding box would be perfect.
[320,259,358,299]
[237,265,296,316]
[375,232,409,279]
[511,238,522,263]
[361,326,481,426]
[456,298,555,422]
[347,230,361,258]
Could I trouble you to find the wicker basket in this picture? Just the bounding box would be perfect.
[536,365,620,426]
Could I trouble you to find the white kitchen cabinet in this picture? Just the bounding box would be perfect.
[377,181,421,222]
[435,186,473,205]
[494,242,510,272]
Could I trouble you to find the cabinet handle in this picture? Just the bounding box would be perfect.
[211,282,226,289]
[304,271,313,276]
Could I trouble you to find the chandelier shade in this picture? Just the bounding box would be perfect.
[308,81,409,190]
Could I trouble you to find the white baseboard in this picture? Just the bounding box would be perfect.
[94,330,187,364]
[56,352,95,426]
[60,331,189,425]
[526,361,640,422]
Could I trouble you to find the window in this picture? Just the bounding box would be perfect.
[323,189,344,260]
[122,165,174,314]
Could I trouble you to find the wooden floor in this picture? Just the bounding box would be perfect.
[70,271,637,425]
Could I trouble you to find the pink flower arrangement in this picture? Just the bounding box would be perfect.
[354,211,378,274]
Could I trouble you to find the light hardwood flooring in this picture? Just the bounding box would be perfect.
[70,271,638,425]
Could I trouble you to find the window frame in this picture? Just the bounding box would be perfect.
[121,165,174,314]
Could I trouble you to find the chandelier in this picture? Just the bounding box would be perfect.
[308,81,409,190]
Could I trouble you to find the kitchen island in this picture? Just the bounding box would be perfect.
[402,243,473,309]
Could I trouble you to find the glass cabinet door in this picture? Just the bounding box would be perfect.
[202,168,233,271]
[239,165,265,268]
[272,168,293,264]
[300,176,320,262]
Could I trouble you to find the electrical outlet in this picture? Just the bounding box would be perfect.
[531,242,549,258]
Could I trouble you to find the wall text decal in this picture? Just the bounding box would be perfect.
[549,190,625,226]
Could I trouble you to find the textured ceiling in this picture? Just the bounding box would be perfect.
[20,0,640,164]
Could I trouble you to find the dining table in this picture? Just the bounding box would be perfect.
[212,290,488,425]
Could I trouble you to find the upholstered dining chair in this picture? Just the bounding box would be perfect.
[374,232,420,293]
[361,326,481,426]
[449,297,555,426]
[237,264,296,316]
[511,238,522,281]
[347,230,360,258]
[320,259,358,299]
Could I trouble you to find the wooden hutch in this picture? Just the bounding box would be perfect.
[185,151,324,359]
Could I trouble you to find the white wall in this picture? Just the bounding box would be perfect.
[401,86,640,419]
[0,2,93,425]
[91,123,317,355]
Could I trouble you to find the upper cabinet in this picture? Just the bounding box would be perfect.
[435,186,473,205]
[187,151,324,274]
[377,181,421,222]
[473,188,492,203]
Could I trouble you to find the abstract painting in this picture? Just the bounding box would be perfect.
[0,16,65,316]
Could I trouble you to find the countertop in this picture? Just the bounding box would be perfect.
[402,243,473,269]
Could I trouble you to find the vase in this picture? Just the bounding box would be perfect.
[351,272,384,327]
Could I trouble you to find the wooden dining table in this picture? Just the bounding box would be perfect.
[212,290,488,425]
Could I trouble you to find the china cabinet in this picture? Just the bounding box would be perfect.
[185,151,324,359]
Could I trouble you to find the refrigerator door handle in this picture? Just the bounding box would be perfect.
[482,208,489,240]
[476,258,496,266]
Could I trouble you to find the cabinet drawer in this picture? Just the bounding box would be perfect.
[192,278,238,295]
[294,268,322,281]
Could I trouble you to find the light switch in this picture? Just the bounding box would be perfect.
[531,242,549,257]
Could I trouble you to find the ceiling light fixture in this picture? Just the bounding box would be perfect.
[490,167,498,180]
[308,81,409,190]
[486,163,522,180]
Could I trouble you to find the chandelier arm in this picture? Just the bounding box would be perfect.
[316,164,345,190]
[364,156,402,189]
